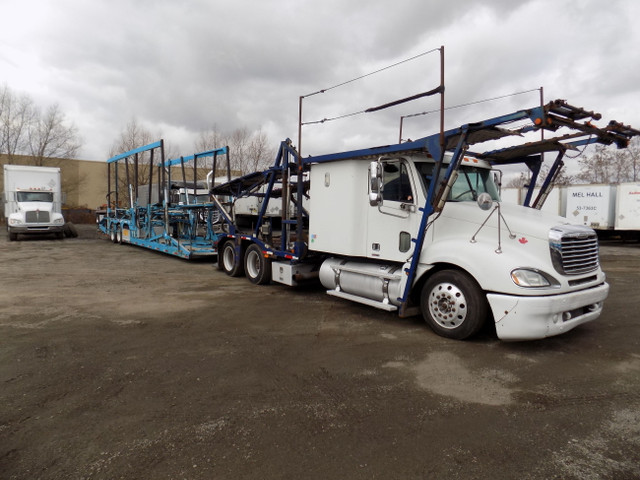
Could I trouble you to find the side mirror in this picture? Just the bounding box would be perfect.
[477,192,493,211]
[369,161,383,206]
[492,169,503,193]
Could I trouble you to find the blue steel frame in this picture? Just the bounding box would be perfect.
[100,141,229,259]
[212,140,305,262]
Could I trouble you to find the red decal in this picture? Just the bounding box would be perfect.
[518,237,528,244]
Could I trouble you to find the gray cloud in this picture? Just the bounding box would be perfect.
[2,0,638,163]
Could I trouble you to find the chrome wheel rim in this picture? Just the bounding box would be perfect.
[428,282,467,329]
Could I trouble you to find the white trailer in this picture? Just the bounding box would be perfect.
[615,182,640,233]
[565,184,617,230]
[212,100,640,341]
[3,165,65,241]
[499,186,565,216]
[499,187,521,205]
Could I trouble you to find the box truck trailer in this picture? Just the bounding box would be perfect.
[614,182,640,237]
[565,184,617,230]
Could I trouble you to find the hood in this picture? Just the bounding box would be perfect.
[17,201,55,212]
[441,200,572,241]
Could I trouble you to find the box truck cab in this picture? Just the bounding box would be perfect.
[3,165,65,241]
[310,154,607,341]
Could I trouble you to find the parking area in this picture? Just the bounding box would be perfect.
[1,225,639,479]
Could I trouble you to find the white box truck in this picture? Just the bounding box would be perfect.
[565,184,616,230]
[3,165,65,241]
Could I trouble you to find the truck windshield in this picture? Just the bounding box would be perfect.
[414,163,500,202]
[179,193,210,204]
[449,167,500,202]
[16,191,54,202]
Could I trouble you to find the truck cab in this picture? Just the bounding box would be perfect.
[311,154,608,341]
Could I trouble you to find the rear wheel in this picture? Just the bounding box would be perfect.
[221,241,245,277]
[244,244,271,285]
[420,270,487,340]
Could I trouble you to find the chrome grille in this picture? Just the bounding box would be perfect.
[25,210,50,223]
[549,225,599,275]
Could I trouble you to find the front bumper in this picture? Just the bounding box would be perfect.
[9,225,65,234]
[487,282,609,341]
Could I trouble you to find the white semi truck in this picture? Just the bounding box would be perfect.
[210,100,639,341]
[3,165,65,241]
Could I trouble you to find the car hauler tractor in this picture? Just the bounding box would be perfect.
[97,141,231,259]
[211,100,639,341]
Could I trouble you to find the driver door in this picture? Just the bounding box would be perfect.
[367,159,421,262]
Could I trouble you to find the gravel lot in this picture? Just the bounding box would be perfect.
[1,225,639,479]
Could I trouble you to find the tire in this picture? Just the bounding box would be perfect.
[420,270,487,340]
[8,231,18,242]
[110,226,117,243]
[115,226,123,244]
[244,244,271,285]
[65,222,78,238]
[221,241,245,277]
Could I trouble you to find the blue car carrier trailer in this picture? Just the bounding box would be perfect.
[97,140,231,259]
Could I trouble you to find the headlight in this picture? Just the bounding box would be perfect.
[54,217,65,225]
[511,268,559,288]
[9,218,22,226]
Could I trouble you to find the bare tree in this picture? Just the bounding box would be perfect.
[504,162,574,189]
[504,171,530,189]
[193,124,229,181]
[576,139,640,184]
[0,85,36,161]
[27,104,82,165]
[538,162,575,186]
[623,137,640,181]
[196,125,276,175]
[107,118,160,208]
[244,128,275,173]
[576,145,614,184]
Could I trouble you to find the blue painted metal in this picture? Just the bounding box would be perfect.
[164,146,229,167]
[98,141,227,259]
[107,140,163,164]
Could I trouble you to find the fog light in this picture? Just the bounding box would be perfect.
[562,312,572,322]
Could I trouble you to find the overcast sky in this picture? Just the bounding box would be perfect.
[2,0,639,167]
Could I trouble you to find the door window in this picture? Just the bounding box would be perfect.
[382,161,413,203]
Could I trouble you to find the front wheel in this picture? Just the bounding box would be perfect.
[244,244,271,285]
[220,241,245,277]
[420,270,487,340]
